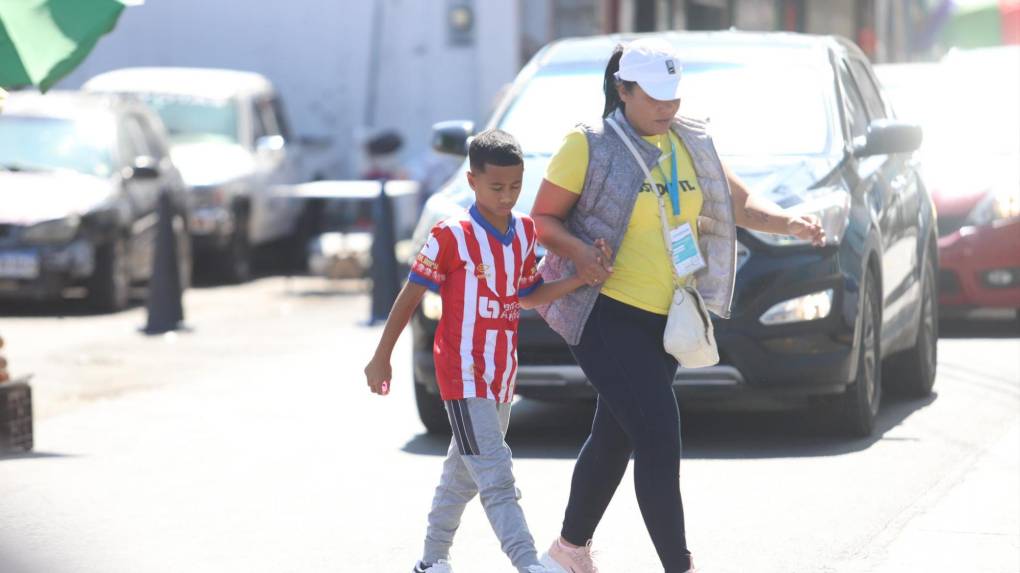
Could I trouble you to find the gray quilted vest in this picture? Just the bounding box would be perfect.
[536,108,738,346]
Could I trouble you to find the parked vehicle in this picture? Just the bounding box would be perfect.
[84,68,306,282]
[876,47,1020,320]
[411,31,937,437]
[0,91,192,311]
[289,180,420,279]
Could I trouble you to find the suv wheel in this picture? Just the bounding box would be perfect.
[833,270,882,437]
[415,380,450,435]
[885,257,937,397]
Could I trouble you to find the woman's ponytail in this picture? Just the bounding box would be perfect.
[602,44,633,118]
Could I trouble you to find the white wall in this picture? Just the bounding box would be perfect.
[60,0,520,179]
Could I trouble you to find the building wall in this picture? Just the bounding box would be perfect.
[60,0,520,179]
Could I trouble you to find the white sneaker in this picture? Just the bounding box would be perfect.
[412,560,453,573]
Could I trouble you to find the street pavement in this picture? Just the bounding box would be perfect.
[0,276,1017,573]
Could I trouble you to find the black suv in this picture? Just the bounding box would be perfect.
[411,32,938,437]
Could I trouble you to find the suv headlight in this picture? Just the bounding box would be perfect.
[22,215,81,245]
[748,186,850,247]
[760,289,834,325]
[966,186,1020,228]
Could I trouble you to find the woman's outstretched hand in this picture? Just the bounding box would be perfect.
[787,214,826,247]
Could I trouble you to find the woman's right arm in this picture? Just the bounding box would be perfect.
[532,179,612,286]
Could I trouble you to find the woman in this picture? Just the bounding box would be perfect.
[532,39,826,573]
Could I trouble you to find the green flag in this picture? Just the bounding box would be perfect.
[0,0,135,92]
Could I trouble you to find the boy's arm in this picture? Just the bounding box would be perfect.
[519,238,612,309]
[519,275,586,309]
[365,280,428,395]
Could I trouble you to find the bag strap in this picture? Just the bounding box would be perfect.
[606,118,686,287]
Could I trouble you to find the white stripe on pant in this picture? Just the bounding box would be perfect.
[424,398,540,572]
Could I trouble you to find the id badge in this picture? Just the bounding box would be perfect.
[669,223,706,277]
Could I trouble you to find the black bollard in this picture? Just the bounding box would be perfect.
[369,180,401,324]
[144,192,185,334]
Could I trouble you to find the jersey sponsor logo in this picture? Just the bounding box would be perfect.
[478,297,521,321]
[479,296,500,319]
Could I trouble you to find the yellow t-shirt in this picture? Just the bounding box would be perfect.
[545,129,704,315]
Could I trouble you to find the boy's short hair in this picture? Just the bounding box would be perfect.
[468,129,523,173]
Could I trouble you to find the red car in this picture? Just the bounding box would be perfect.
[877,47,1020,319]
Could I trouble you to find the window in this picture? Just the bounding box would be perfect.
[122,115,153,160]
[849,59,888,120]
[135,114,168,160]
[838,62,869,140]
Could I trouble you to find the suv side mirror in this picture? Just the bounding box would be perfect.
[431,120,474,156]
[126,156,160,180]
[853,120,923,157]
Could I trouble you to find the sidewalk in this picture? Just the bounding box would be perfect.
[867,419,1020,573]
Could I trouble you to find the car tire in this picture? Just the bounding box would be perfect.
[88,237,131,312]
[218,214,251,284]
[885,257,937,398]
[415,380,450,435]
[832,270,882,437]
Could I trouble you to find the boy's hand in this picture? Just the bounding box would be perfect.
[365,357,392,396]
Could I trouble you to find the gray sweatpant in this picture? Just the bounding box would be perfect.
[422,398,540,572]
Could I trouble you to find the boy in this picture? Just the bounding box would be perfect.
[364,129,610,573]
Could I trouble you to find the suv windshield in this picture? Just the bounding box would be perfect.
[0,115,115,177]
[139,94,239,145]
[498,60,836,158]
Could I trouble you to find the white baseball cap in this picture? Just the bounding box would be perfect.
[615,38,683,101]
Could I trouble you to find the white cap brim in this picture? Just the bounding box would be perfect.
[635,77,683,102]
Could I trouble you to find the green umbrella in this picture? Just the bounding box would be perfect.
[0,0,135,92]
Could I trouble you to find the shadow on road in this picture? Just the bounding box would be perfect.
[402,392,938,461]
[0,299,142,318]
[0,451,78,462]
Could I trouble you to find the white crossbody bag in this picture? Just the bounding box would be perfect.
[606,118,719,368]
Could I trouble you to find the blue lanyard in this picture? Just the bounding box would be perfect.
[655,136,681,217]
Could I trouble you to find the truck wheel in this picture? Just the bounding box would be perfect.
[219,216,251,284]
[415,381,450,435]
[89,238,131,312]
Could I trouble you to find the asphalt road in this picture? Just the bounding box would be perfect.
[1,277,1017,572]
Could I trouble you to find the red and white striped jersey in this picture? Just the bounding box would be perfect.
[409,205,543,403]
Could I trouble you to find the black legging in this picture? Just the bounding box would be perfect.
[561,295,692,572]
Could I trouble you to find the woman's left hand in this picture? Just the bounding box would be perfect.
[787,214,827,247]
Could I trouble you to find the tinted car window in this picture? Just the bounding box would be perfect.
[134,113,168,159]
[252,100,270,141]
[122,115,153,159]
[849,59,888,120]
[269,97,292,141]
[838,62,869,139]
